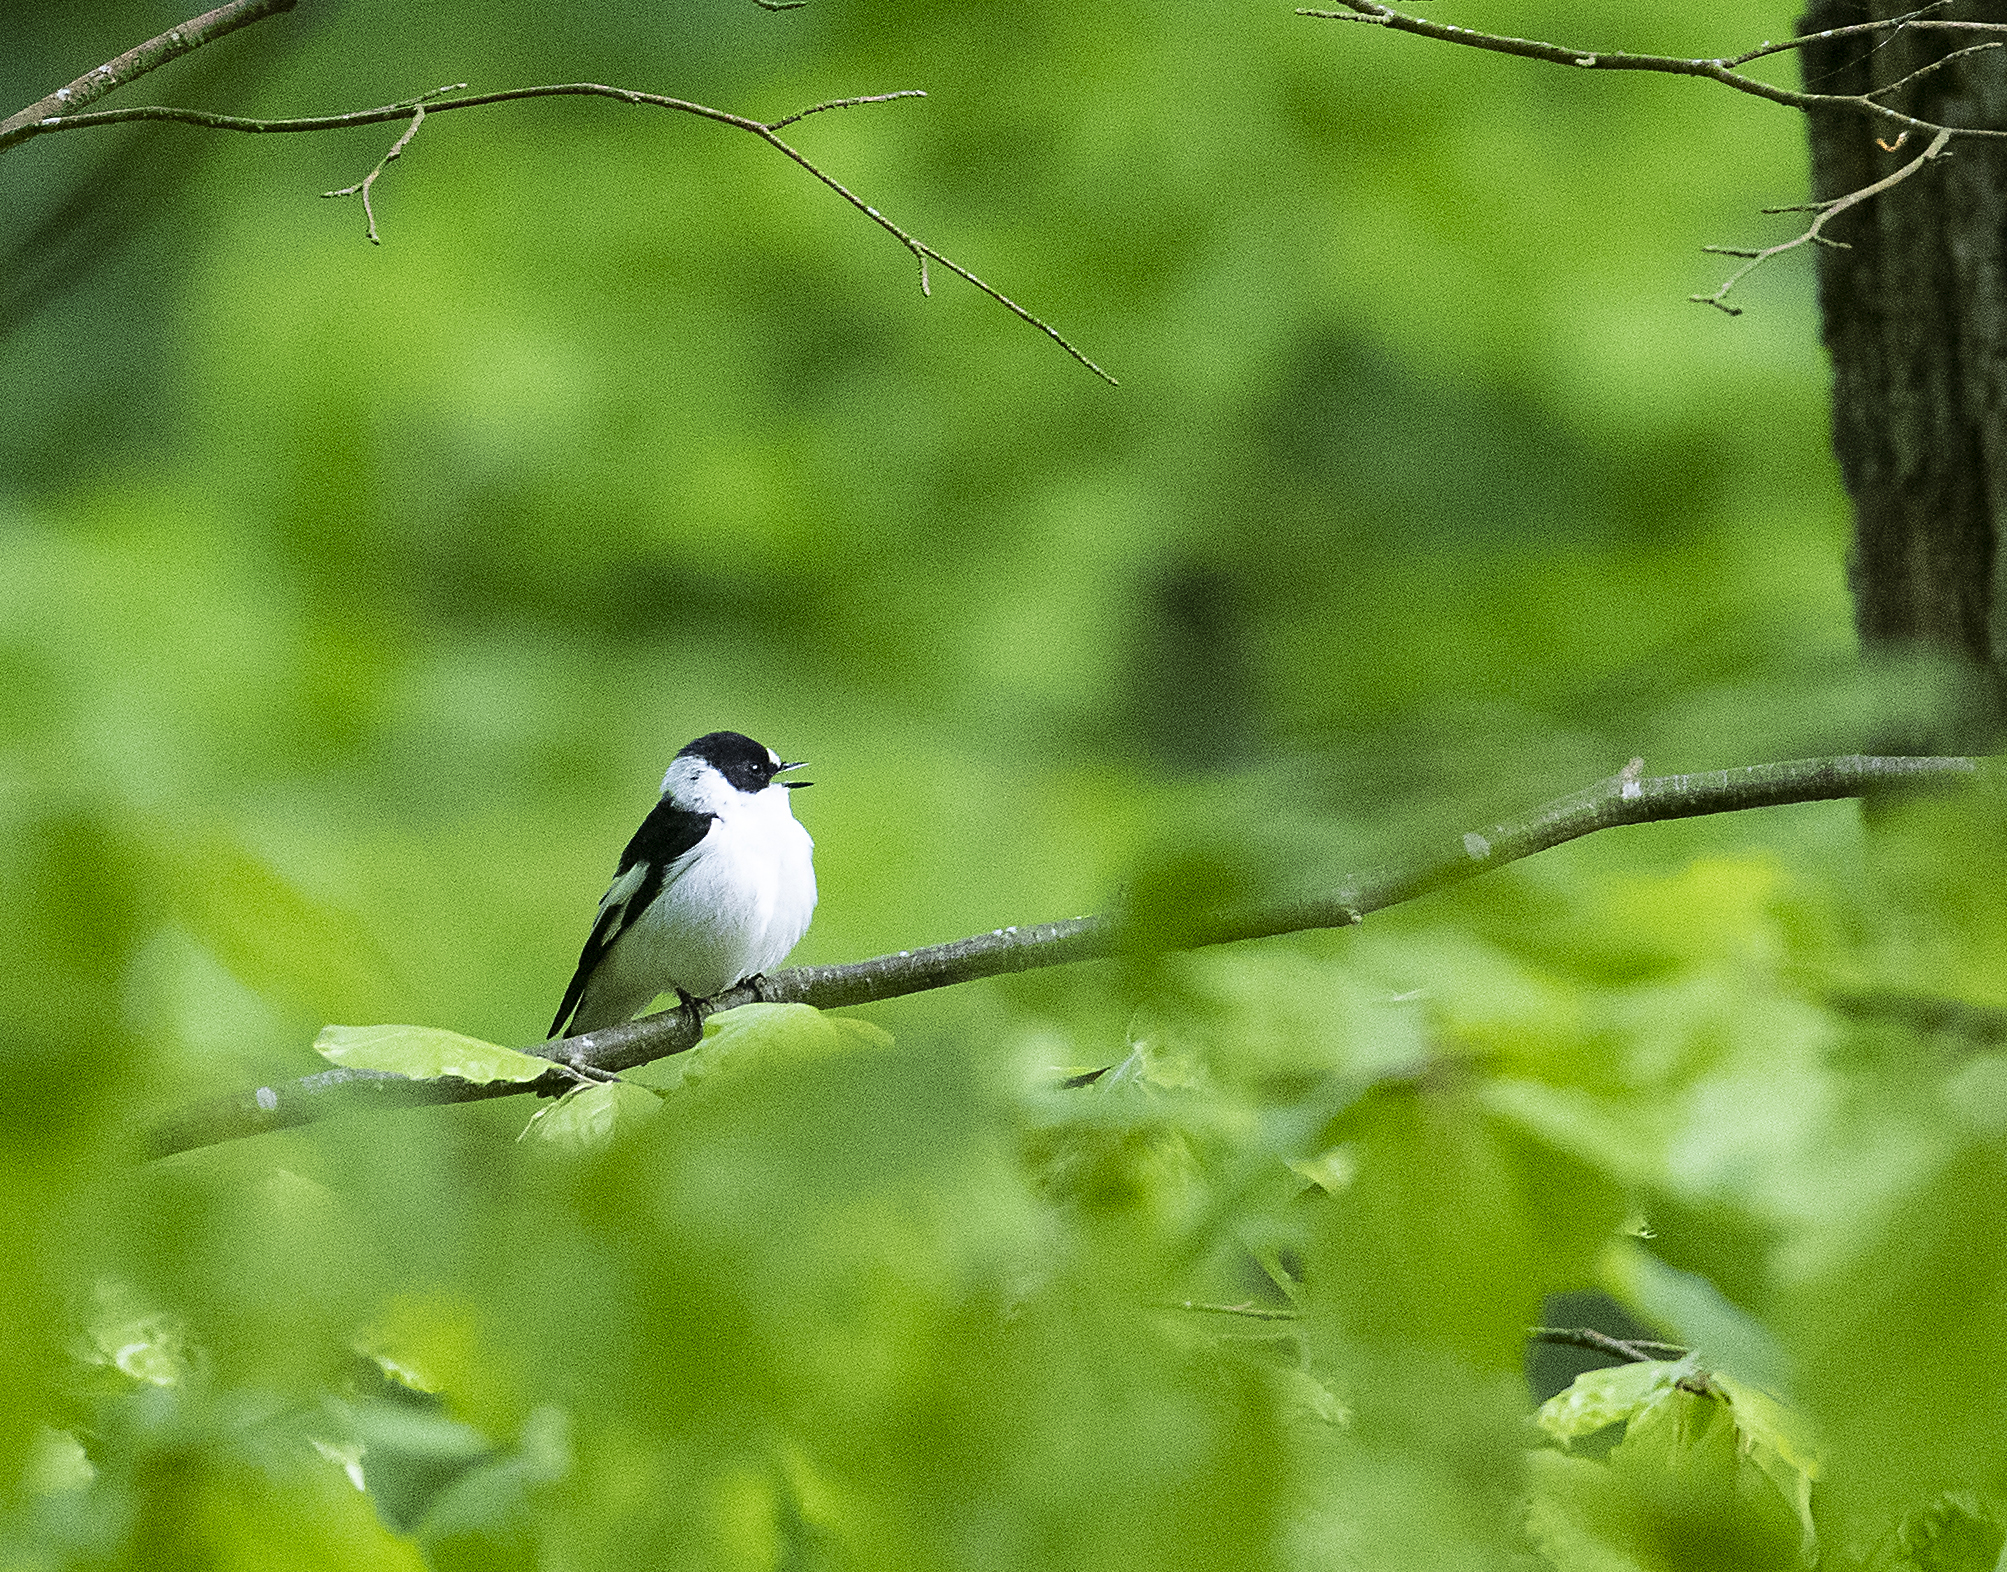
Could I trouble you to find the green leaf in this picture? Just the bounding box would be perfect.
[1780,1132,2007,1536]
[348,1402,499,1536]
[153,822,404,1022]
[22,1427,94,1495]
[314,1024,555,1084]
[76,1280,193,1389]
[519,1080,660,1150]
[1276,1365,1350,1427]
[1527,1382,1809,1572]
[421,1405,569,1540]
[653,1003,893,1095]
[701,1002,893,1058]
[1712,1373,1820,1549]
[1535,1359,1820,1554]
[1873,1492,2007,1572]
[1524,1448,1643,1572]
[1537,1358,1687,1443]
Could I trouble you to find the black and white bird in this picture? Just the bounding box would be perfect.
[549,731,817,1038]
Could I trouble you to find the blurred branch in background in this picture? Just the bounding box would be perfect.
[2,1,1115,382]
[1,0,316,338]
[1529,1327,1691,1365]
[1169,1301,1303,1323]
[1827,987,2007,1046]
[0,0,297,147]
[145,752,1984,1160]
[1298,1,2007,309]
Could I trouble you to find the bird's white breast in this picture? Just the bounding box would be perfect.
[613,783,816,1001]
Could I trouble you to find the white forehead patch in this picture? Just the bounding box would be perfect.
[766,747,780,766]
[662,752,756,814]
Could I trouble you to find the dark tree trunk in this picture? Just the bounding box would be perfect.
[1800,0,2007,750]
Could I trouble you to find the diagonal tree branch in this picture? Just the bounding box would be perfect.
[4,80,1114,384]
[141,752,1983,1160]
[1297,1,2007,141]
[0,0,297,149]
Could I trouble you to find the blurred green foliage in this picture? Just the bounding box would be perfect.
[7,0,2007,1566]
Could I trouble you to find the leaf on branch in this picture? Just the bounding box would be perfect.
[1536,1354,1693,1442]
[1533,1350,1822,1561]
[146,755,1985,1161]
[1528,1376,1816,1566]
[1711,1371,1822,1548]
[312,1023,554,1084]
[519,1080,660,1150]
[663,1002,893,1092]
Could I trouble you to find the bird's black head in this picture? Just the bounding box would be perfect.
[678,730,810,794]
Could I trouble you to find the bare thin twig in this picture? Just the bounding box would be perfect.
[1297,1,2007,142]
[1301,2,2007,314]
[764,90,925,133]
[1530,1327,1690,1364]
[1692,126,1954,314]
[1863,39,2007,102]
[7,81,1115,384]
[0,0,296,149]
[320,86,463,244]
[1167,1301,1302,1322]
[1726,3,1956,69]
[1671,7,2007,74]
[140,753,1982,1159]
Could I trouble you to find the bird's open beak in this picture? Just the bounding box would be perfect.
[778,761,812,789]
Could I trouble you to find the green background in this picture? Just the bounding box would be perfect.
[9,2,2004,1568]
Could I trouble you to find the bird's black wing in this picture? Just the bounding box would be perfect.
[548,798,715,1038]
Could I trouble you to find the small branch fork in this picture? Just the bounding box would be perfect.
[142,752,1982,1159]
[1693,126,1954,314]
[1300,0,2007,309]
[320,85,462,245]
[1,9,1114,385]
[1298,0,2007,134]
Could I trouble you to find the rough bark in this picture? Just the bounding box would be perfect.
[1801,0,2007,749]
